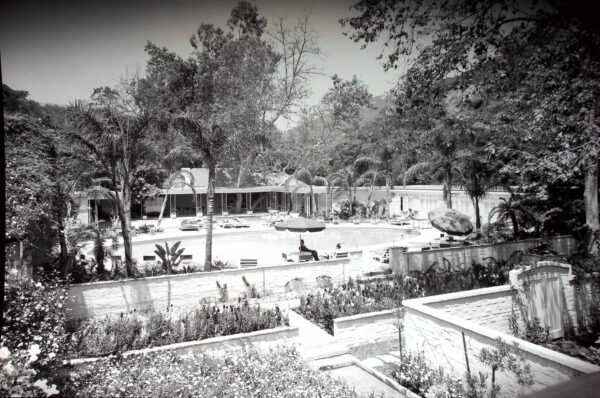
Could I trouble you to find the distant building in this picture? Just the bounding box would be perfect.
[74,167,507,225]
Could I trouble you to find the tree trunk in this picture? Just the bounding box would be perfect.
[474,197,481,231]
[584,160,599,254]
[205,164,215,271]
[445,169,453,209]
[115,192,134,276]
[234,153,255,213]
[510,212,519,238]
[157,192,169,228]
[113,172,133,276]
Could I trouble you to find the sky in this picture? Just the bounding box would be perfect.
[1,0,404,128]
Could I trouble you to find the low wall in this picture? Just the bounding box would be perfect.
[70,325,299,370]
[426,286,514,334]
[333,309,398,347]
[68,258,355,319]
[403,289,600,397]
[390,235,576,274]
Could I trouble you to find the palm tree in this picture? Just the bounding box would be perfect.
[172,114,238,271]
[488,193,538,238]
[156,170,197,228]
[66,97,153,277]
[328,157,375,213]
[356,166,394,218]
[293,168,327,217]
[403,128,471,209]
[460,158,497,232]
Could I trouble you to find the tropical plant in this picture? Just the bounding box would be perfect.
[403,124,471,209]
[293,168,327,217]
[488,194,537,238]
[460,157,497,232]
[153,241,185,274]
[156,170,197,228]
[65,85,156,276]
[328,157,377,215]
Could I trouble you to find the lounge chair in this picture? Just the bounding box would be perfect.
[298,253,313,262]
[232,217,250,228]
[282,253,293,262]
[372,248,389,263]
[218,218,234,228]
[334,251,349,259]
[240,258,258,267]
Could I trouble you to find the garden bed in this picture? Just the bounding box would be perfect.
[65,346,358,398]
[68,300,288,358]
[295,261,509,334]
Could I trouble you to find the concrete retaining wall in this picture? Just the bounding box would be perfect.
[333,309,399,347]
[70,326,299,370]
[68,258,355,319]
[390,235,576,274]
[403,289,600,397]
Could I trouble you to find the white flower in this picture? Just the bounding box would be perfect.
[28,344,41,363]
[2,362,16,376]
[0,347,10,360]
[33,379,59,396]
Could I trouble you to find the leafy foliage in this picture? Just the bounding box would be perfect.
[66,346,357,397]
[297,262,508,334]
[2,271,70,396]
[69,301,287,357]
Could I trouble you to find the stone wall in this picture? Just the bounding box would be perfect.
[403,290,600,397]
[390,235,576,275]
[333,309,398,347]
[68,258,355,320]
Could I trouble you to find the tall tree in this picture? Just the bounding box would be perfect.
[65,85,154,276]
[142,2,277,269]
[342,0,600,251]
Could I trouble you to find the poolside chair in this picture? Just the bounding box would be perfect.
[233,217,250,228]
[334,251,349,259]
[421,247,431,252]
[298,253,313,262]
[218,218,234,228]
[439,243,452,248]
[282,253,293,262]
[240,258,258,267]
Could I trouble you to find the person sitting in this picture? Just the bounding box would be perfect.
[323,243,342,260]
[299,239,319,261]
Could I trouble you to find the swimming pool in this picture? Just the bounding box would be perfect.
[128,227,420,267]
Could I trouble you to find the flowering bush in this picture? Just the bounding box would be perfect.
[296,262,509,334]
[70,301,288,358]
[1,271,70,396]
[66,346,358,397]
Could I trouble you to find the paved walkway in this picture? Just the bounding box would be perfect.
[287,309,410,397]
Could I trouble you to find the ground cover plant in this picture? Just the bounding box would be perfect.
[70,301,287,358]
[296,261,509,333]
[1,271,71,397]
[65,346,358,398]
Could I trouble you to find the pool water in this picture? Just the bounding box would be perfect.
[130,227,419,267]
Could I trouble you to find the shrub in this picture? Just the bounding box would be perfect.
[1,270,70,396]
[65,346,357,397]
[296,262,509,334]
[70,301,288,358]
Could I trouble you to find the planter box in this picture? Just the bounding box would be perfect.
[69,326,299,370]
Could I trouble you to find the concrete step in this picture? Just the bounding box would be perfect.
[361,357,385,368]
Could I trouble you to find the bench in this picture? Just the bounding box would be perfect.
[240,258,258,267]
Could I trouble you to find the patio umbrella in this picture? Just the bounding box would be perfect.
[428,208,474,236]
[274,217,326,233]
